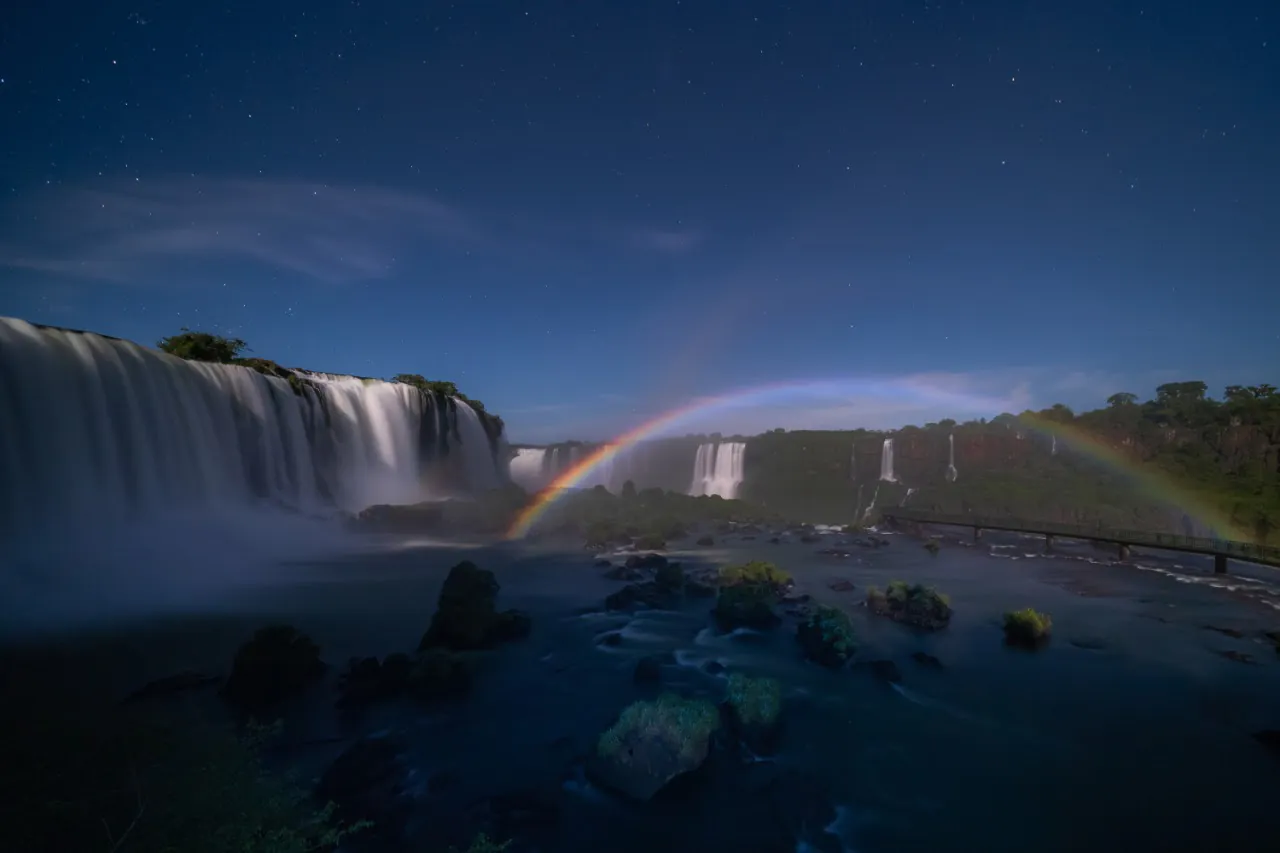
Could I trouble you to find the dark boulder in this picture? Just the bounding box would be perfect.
[221,625,326,711]
[419,561,531,651]
[315,736,413,842]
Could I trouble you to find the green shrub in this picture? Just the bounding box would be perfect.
[718,560,792,589]
[452,833,511,853]
[1004,608,1052,647]
[725,673,782,727]
[157,328,248,363]
[797,605,857,667]
[3,710,367,853]
[866,581,952,630]
[597,694,720,764]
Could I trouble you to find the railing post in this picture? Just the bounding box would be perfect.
[974,527,983,542]
[1118,543,1130,560]
[1044,534,1054,553]
[1214,553,1227,575]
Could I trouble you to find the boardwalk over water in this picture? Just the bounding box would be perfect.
[879,508,1280,572]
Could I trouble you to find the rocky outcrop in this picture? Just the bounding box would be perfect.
[419,561,531,651]
[221,625,327,711]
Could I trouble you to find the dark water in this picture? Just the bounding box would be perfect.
[14,528,1280,853]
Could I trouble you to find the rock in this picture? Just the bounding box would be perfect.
[866,582,953,631]
[724,673,784,755]
[697,536,714,546]
[684,579,717,598]
[462,787,563,849]
[713,584,782,632]
[910,651,944,669]
[598,632,623,647]
[781,593,811,605]
[827,578,856,592]
[1203,625,1246,638]
[604,565,646,581]
[768,536,781,544]
[604,581,676,611]
[1218,649,1256,665]
[625,552,669,570]
[655,561,685,592]
[221,624,326,711]
[860,659,902,684]
[634,653,674,684]
[594,558,612,568]
[408,650,473,699]
[800,534,819,544]
[797,606,856,669]
[586,695,720,801]
[703,660,727,675]
[123,670,220,703]
[419,561,531,651]
[314,736,412,841]
[1254,730,1280,754]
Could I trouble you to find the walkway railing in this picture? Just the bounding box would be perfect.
[880,508,1280,566]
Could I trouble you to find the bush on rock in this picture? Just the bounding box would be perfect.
[588,694,721,801]
[714,583,782,631]
[797,606,857,668]
[718,560,793,594]
[221,625,327,711]
[724,673,784,754]
[419,561,531,651]
[866,580,952,631]
[1004,608,1052,648]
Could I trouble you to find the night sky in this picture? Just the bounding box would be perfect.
[1,0,1276,442]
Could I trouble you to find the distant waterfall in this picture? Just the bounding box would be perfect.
[689,441,746,499]
[849,442,856,481]
[0,317,506,540]
[900,487,916,507]
[1051,435,1058,455]
[861,484,881,523]
[879,438,896,482]
[946,433,958,482]
[509,447,549,491]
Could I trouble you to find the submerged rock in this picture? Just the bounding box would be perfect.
[859,659,902,684]
[587,694,721,801]
[827,578,856,592]
[634,652,675,685]
[221,624,327,711]
[625,552,669,570]
[419,561,531,651]
[910,651,944,669]
[337,650,471,707]
[697,535,715,546]
[604,581,677,611]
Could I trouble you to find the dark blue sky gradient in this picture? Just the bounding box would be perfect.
[1,0,1276,441]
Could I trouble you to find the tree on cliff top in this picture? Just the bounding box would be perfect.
[157,328,248,363]
[1106,392,1138,407]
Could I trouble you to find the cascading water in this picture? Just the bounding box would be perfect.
[509,447,550,492]
[879,438,896,482]
[900,487,916,507]
[1051,435,1058,455]
[946,433,958,482]
[861,484,881,522]
[0,318,505,538]
[849,442,856,481]
[689,441,746,499]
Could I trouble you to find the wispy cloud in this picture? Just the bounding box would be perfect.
[0,178,480,284]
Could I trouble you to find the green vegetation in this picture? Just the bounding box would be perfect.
[797,605,857,667]
[725,673,782,727]
[3,709,367,853]
[155,329,501,428]
[718,560,792,590]
[1004,608,1053,647]
[923,539,941,555]
[597,694,721,764]
[451,834,511,853]
[545,486,785,546]
[731,381,1280,541]
[866,581,952,630]
[713,583,782,631]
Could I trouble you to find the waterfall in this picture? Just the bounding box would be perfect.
[900,487,916,507]
[0,317,506,540]
[861,484,881,522]
[1051,435,1057,455]
[509,447,549,492]
[879,438,896,482]
[689,441,746,499]
[849,442,856,481]
[946,433,958,482]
